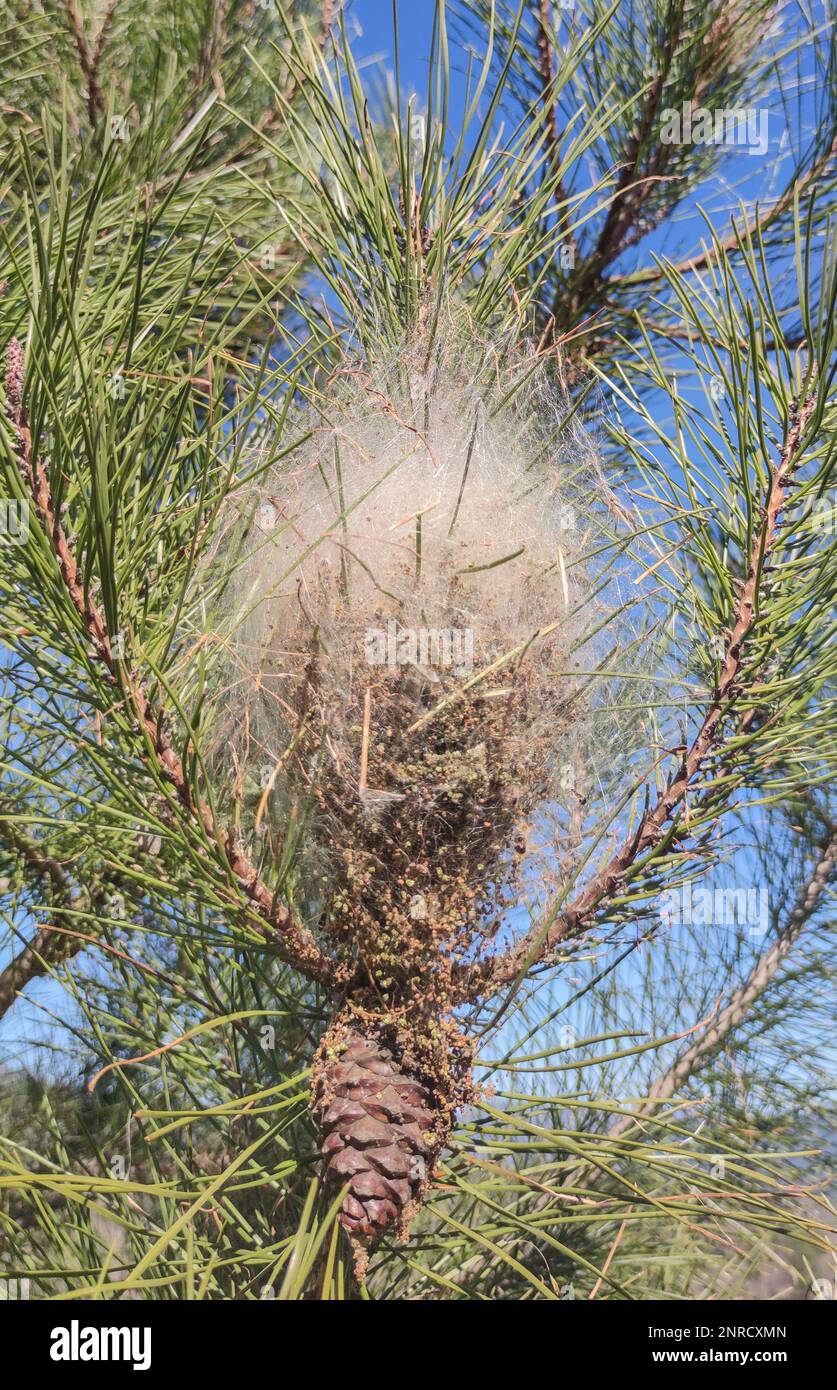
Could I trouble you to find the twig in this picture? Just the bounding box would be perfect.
[557,20,681,325]
[358,686,372,795]
[588,1212,629,1299]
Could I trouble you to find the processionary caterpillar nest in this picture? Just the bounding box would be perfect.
[186,325,636,1260]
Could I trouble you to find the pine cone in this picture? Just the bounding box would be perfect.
[313,1031,439,1243]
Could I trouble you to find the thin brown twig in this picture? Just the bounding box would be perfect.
[588,1211,629,1299]
[87,1022,222,1092]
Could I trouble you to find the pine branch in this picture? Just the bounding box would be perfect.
[566,16,682,314]
[625,828,836,1117]
[62,0,118,126]
[194,0,231,94]
[555,3,765,326]
[0,853,126,1019]
[610,131,837,290]
[447,826,835,1291]
[0,811,168,1019]
[566,825,837,1191]
[255,0,344,136]
[535,0,574,256]
[471,378,820,997]
[0,816,71,902]
[3,339,338,990]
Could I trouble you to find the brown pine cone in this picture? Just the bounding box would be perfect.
[313,1032,439,1243]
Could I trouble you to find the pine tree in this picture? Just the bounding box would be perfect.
[0,0,834,1299]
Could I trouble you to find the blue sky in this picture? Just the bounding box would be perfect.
[352,1,440,88]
